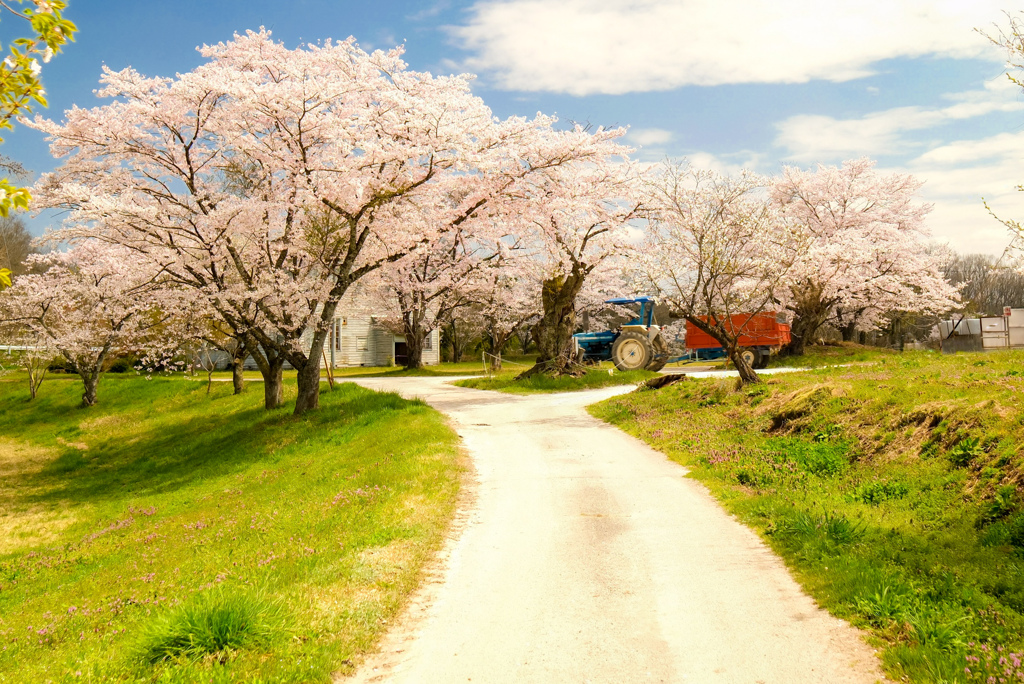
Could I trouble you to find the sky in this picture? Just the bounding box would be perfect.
[3,0,1024,256]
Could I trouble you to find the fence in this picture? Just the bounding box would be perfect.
[939,308,1024,354]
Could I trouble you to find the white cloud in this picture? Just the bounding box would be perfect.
[884,132,1024,256]
[407,1,451,21]
[629,128,674,146]
[451,0,1005,95]
[773,77,1024,162]
[684,151,763,177]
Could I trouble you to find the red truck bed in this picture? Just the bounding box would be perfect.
[685,313,791,350]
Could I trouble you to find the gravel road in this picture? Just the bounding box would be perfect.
[346,377,887,684]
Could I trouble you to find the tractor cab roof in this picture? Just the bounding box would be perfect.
[604,296,656,305]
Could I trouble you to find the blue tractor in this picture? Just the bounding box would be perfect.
[572,296,671,372]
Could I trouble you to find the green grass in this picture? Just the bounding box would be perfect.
[0,372,462,683]
[453,367,659,394]
[199,356,539,383]
[764,341,898,368]
[330,356,535,378]
[590,347,1024,684]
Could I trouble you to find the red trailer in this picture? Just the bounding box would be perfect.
[685,312,791,368]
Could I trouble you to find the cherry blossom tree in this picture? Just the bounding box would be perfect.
[474,257,542,371]
[633,162,798,384]
[146,291,251,395]
[376,211,496,369]
[981,15,1024,273]
[507,130,640,378]
[442,310,485,363]
[29,29,624,413]
[772,158,958,354]
[0,321,52,399]
[0,240,167,406]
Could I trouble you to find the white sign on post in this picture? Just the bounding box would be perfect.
[1005,306,1013,318]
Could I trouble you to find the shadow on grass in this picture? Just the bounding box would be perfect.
[341,366,486,378]
[3,376,423,508]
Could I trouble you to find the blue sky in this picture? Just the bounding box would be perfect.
[3,0,1023,255]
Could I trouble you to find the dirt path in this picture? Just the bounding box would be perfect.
[346,377,887,684]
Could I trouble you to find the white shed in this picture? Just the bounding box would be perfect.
[301,282,440,368]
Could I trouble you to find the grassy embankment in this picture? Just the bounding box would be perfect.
[591,345,1024,684]
[0,372,462,683]
[454,367,659,394]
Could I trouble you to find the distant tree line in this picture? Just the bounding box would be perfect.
[941,252,1024,315]
[0,215,37,276]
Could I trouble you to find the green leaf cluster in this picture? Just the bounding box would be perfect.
[0,0,77,216]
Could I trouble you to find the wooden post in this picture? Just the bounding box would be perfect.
[322,349,335,389]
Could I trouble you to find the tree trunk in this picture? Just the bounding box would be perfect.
[405,332,425,370]
[788,309,830,356]
[684,314,760,386]
[894,317,905,352]
[402,312,427,370]
[230,343,247,395]
[80,370,100,407]
[264,358,284,410]
[293,353,322,415]
[518,273,585,379]
[27,361,45,400]
[293,322,333,415]
[727,344,760,385]
[488,328,512,371]
[246,343,286,410]
[786,281,833,356]
[835,306,864,342]
[75,346,109,407]
[445,321,463,363]
[515,325,532,355]
[232,362,245,395]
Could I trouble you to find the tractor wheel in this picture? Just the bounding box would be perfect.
[612,331,653,371]
[738,347,759,369]
[646,333,670,372]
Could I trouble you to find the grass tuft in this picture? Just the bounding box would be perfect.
[140,590,286,663]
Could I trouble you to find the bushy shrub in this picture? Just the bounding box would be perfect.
[47,357,77,373]
[855,480,910,505]
[106,356,136,373]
